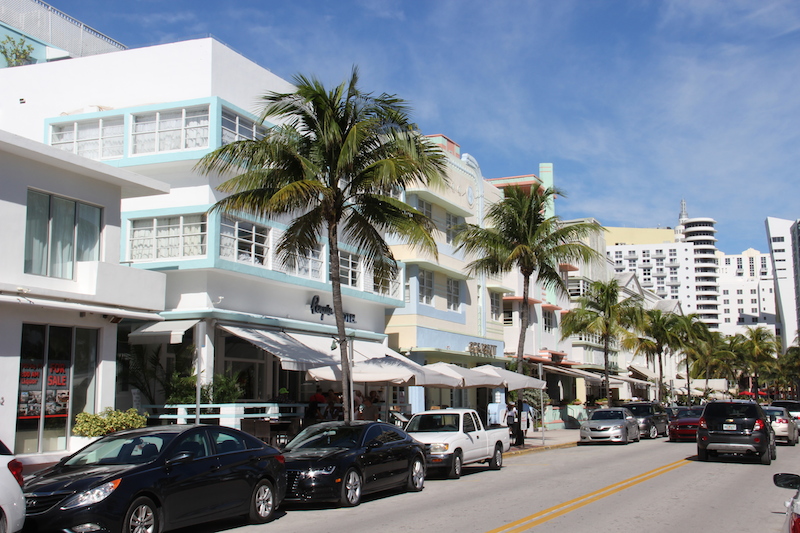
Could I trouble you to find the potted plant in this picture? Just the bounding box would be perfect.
[71,408,148,450]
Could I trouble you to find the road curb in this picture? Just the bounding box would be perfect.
[505,441,578,456]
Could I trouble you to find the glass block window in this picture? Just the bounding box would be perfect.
[51,117,124,160]
[132,106,209,154]
[129,214,207,260]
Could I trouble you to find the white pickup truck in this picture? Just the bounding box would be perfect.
[405,408,511,478]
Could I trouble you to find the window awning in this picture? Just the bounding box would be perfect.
[543,365,624,385]
[221,326,340,371]
[629,365,658,380]
[614,375,655,387]
[128,319,199,345]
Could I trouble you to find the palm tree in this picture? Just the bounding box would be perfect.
[671,313,704,404]
[688,329,735,393]
[561,279,643,402]
[197,68,448,421]
[453,185,601,444]
[623,309,681,404]
[741,326,779,396]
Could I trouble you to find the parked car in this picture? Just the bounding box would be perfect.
[696,399,776,464]
[668,406,705,442]
[405,408,510,478]
[772,400,800,421]
[622,402,669,439]
[764,406,799,446]
[24,425,286,533]
[774,472,800,532]
[282,421,426,507]
[0,439,25,533]
[579,408,640,445]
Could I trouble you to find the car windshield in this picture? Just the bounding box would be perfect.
[406,413,460,432]
[626,405,653,417]
[64,433,175,466]
[677,408,704,418]
[284,425,364,451]
[764,408,785,417]
[591,410,624,420]
[703,403,758,419]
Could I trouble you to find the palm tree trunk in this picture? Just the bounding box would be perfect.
[328,224,353,422]
[657,349,664,404]
[513,274,531,446]
[603,336,611,402]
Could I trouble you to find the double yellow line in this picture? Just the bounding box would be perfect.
[487,458,690,533]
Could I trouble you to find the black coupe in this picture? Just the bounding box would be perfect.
[23,424,286,533]
[282,421,426,506]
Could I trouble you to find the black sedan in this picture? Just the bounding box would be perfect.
[282,421,425,507]
[23,425,286,533]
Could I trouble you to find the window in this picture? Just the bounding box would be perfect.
[418,269,433,305]
[51,117,124,160]
[129,214,207,260]
[219,216,269,266]
[374,273,401,298]
[737,289,743,295]
[445,213,461,244]
[289,245,324,280]
[132,106,209,154]
[490,292,502,321]
[772,236,785,242]
[418,198,432,219]
[737,299,743,304]
[221,109,266,144]
[446,278,460,310]
[751,289,757,294]
[543,311,554,332]
[16,325,97,454]
[339,251,360,287]
[25,190,101,279]
[723,299,729,304]
[614,251,622,258]
[751,299,758,304]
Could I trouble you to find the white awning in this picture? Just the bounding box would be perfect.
[614,375,655,387]
[307,356,463,387]
[128,319,199,345]
[221,326,342,371]
[0,294,163,321]
[629,365,657,380]
[544,366,624,385]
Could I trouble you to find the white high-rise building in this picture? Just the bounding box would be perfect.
[766,217,800,349]
[717,248,777,337]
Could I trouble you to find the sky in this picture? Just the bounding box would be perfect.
[44,0,800,255]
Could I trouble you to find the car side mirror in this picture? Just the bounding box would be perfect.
[166,452,194,466]
[775,473,800,490]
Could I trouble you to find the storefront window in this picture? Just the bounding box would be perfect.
[15,324,97,454]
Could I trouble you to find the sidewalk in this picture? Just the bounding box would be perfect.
[506,427,579,456]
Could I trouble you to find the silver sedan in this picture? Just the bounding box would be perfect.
[765,406,799,446]
[580,408,640,445]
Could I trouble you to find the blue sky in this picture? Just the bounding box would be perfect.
[47,0,800,254]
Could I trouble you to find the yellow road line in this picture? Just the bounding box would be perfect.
[487,458,690,533]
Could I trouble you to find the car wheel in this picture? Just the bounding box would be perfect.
[697,447,708,461]
[340,468,362,507]
[771,443,778,461]
[448,451,463,479]
[249,479,276,523]
[407,456,425,492]
[634,429,641,442]
[124,496,159,533]
[0,511,6,533]
[489,445,503,470]
[648,425,658,439]
[761,446,772,465]
[621,430,629,445]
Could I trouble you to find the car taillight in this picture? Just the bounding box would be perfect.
[699,417,707,429]
[8,459,23,487]
[791,512,800,533]
[778,418,790,424]
[754,419,765,431]
[275,454,285,464]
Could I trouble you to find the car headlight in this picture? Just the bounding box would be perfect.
[611,424,624,430]
[306,465,336,477]
[429,443,449,454]
[60,479,121,510]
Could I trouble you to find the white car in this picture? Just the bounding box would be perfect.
[764,406,799,446]
[0,440,25,533]
[774,473,800,532]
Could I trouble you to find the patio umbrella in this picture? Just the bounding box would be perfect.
[306,355,462,388]
[424,362,506,389]
[739,391,755,397]
[472,365,546,391]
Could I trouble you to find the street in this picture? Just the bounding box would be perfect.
[175,437,797,533]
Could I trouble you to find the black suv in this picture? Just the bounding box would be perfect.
[696,400,776,464]
[621,402,669,439]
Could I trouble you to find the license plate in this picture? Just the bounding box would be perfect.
[723,423,737,431]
